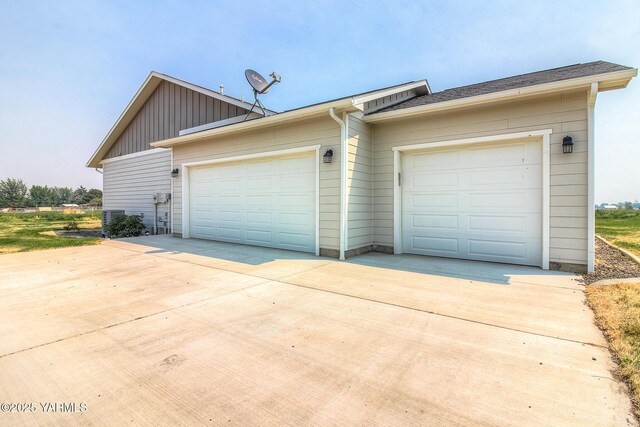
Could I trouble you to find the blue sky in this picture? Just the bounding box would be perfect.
[0,0,638,203]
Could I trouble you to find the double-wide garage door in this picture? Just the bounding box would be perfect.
[189,152,316,253]
[401,140,542,266]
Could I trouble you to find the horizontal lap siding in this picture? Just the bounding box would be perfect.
[103,150,171,230]
[372,91,589,266]
[347,115,373,250]
[173,116,341,250]
[105,81,248,159]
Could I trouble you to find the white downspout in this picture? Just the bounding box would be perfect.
[329,107,347,260]
[587,82,598,273]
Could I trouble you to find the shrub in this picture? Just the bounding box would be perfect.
[104,214,145,238]
[63,220,79,231]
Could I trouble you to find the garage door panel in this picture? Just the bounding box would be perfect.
[411,150,459,170]
[246,194,273,207]
[410,172,459,189]
[412,214,459,231]
[279,212,312,226]
[246,212,272,224]
[247,177,272,190]
[189,152,316,253]
[468,239,527,259]
[219,211,240,222]
[467,215,529,233]
[467,190,540,211]
[246,229,272,245]
[402,140,542,266]
[411,193,458,209]
[280,193,315,208]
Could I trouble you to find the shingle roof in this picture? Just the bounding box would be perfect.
[374,61,633,113]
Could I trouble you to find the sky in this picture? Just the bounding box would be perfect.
[0,0,638,203]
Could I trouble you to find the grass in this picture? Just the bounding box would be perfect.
[0,211,102,254]
[596,210,640,257]
[587,282,640,418]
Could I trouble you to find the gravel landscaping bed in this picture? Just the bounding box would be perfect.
[582,238,640,284]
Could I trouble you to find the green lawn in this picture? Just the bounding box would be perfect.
[596,210,640,258]
[0,211,102,254]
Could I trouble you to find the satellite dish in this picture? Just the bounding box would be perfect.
[242,69,282,121]
[245,69,270,94]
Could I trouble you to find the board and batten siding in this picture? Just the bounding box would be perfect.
[172,116,342,250]
[372,91,590,266]
[105,81,248,159]
[364,90,417,114]
[347,114,373,251]
[102,149,171,231]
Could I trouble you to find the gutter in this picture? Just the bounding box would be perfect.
[587,82,598,273]
[329,107,348,260]
[364,68,638,123]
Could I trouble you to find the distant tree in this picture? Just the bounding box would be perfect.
[88,197,102,207]
[83,189,102,205]
[0,178,28,208]
[54,187,74,205]
[28,185,54,207]
[624,201,634,210]
[72,186,87,204]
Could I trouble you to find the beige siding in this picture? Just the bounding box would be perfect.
[347,114,373,250]
[103,149,171,231]
[372,91,589,266]
[105,81,248,159]
[172,116,342,250]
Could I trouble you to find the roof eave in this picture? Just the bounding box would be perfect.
[364,68,638,123]
[151,98,356,149]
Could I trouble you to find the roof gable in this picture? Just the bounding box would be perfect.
[87,72,258,168]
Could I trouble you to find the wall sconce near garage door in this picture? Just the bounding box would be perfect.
[562,136,574,154]
[171,168,179,178]
[323,149,334,163]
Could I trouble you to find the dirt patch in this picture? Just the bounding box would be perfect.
[582,239,640,285]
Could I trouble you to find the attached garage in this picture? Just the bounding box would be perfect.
[182,147,320,254]
[393,131,550,268]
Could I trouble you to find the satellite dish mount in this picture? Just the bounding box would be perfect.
[243,69,281,121]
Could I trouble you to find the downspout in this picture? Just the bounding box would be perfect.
[587,82,598,273]
[329,107,348,260]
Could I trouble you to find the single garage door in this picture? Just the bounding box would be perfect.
[401,140,542,266]
[189,151,316,253]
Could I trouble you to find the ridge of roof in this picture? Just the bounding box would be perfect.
[374,60,634,113]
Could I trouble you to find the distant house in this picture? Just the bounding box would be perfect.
[87,61,637,273]
[603,205,619,210]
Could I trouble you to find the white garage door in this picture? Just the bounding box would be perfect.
[401,140,542,266]
[189,152,316,253]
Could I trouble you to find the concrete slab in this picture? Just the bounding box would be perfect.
[0,236,636,426]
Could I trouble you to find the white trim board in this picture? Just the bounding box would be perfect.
[392,129,552,270]
[180,144,321,256]
[100,148,169,164]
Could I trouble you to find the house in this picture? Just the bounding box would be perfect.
[87,61,637,273]
[603,205,619,210]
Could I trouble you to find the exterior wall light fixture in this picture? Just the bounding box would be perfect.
[323,149,334,163]
[562,136,574,154]
[171,168,179,178]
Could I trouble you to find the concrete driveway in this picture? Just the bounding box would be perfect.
[0,236,636,426]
